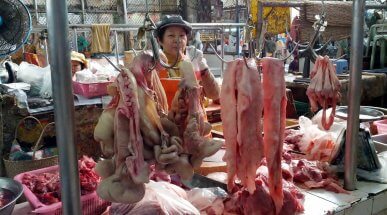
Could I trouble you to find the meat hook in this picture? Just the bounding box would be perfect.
[131,48,138,56]
[148,33,180,71]
[101,54,122,72]
[280,43,299,61]
[208,43,232,64]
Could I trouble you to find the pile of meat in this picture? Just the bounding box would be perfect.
[306,56,341,130]
[94,51,222,204]
[21,156,99,205]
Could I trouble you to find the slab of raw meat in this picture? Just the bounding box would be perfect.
[262,57,287,213]
[221,59,263,194]
[306,56,341,130]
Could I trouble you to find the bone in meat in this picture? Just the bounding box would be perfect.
[262,57,287,213]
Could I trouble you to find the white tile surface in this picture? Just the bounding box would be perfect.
[357,181,387,195]
[306,188,369,208]
[298,192,338,215]
[334,210,345,215]
[345,198,373,215]
[372,191,387,214]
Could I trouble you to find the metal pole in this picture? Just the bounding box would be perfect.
[114,30,120,65]
[123,0,128,24]
[344,0,365,191]
[236,0,240,56]
[261,1,304,7]
[365,4,387,9]
[46,0,82,214]
[80,0,86,24]
[221,27,225,78]
[256,1,263,54]
[44,38,49,65]
[80,0,87,43]
[34,0,39,24]
[74,28,78,52]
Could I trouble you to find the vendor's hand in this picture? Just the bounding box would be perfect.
[187,46,209,73]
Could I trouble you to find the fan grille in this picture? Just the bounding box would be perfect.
[0,0,31,57]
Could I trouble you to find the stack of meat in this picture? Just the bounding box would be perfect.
[306,56,341,130]
[21,156,100,205]
[94,52,222,204]
[220,58,304,214]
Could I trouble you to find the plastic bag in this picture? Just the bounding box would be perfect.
[39,66,52,98]
[6,88,28,109]
[17,62,52,97]
[109,181,200,215]
[298,116,345,162]
[89,61,119,80]
[75,69,98,83]
[186,187,228,214]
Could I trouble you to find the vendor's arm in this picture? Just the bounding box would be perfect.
[188,47,220,100]
[200,67,220,100]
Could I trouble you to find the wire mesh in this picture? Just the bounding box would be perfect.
[20,0,246,56]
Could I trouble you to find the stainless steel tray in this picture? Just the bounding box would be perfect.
[335,106,385,122]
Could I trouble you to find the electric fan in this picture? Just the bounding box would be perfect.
[0,0,32,58]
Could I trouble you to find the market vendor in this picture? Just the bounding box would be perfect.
[70,51,88,77]
[155,15,220,102]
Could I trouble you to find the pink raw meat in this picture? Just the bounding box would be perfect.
[220,60,240,191]
[221,59,263,194]
[262,57,287,213]
[306,56,341,130]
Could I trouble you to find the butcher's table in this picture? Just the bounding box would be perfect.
[195,148,387,215]
[286,72,387,107]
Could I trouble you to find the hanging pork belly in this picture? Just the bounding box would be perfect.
[306,56,341,130]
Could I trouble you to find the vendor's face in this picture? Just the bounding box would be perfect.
[71,60,82,75]
[159,26,187,59]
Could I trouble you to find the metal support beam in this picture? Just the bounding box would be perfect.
[114,30,120,65]
[236,0,240,56]
[123,0,128,24]
[73,28,78,52]
[261,1,304,7]
[365,4,387,9]
[46,0,81,214]
[256,1,263,53]
[80,0,86,24]
[345,0,365,191]
[221,27,225,78]
[33,0,39,24]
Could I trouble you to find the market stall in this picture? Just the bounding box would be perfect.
[2,0,387,215]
